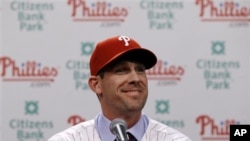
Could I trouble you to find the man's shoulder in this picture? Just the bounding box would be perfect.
[64,119,95,131]
[147,118,175,132]
[47,119,97,141]
[146,118,192,141]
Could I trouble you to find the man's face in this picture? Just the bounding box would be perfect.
[98,60,148,115]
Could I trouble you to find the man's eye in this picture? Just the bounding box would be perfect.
[137,67,146,72]
[114,68,127,73]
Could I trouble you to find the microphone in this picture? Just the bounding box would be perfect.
[110,118,128,141]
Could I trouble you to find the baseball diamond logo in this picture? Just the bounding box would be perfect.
[156,100,169,114]
[25,101,39,115]
[211,41,225,55]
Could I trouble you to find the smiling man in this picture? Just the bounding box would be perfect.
[47,35,192,141]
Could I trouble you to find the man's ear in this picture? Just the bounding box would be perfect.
[88,76,102,95]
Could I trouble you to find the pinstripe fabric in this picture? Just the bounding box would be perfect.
[47,119,101,141]
[142,118,191,141]
[47,118,191,141]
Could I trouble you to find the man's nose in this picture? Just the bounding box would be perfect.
[128,70,141,83]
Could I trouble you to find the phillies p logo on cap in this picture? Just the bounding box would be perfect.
[89,35,157,76]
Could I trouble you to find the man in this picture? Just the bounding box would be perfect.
[47,35,192,141]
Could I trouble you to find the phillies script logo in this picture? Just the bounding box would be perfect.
[0,56,58,82]
[68,115,85,126]
[146,60,185,80]
[67,0,128,22]
[195,0,250,22]
[196,115,239,140]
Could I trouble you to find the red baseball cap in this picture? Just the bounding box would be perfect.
[89,35,157,76]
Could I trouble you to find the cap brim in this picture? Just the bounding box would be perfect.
[101,48,157,71]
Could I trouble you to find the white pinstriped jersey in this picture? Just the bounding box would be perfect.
[47,118,192,141]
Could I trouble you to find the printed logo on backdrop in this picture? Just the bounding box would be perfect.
[10,0,54,31]
[195,0,250,27]
[0,56,59,88]
[154,99,185,128]
[196,41,240,90]
[140,0,184,29]
[196,114,240,141]
[66,42,93,91]
[146,60,185,86]
[67,0,129,27]
[9,101,54,141]
[68,115,86,126]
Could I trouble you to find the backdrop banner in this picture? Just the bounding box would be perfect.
[0,0,249,141]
